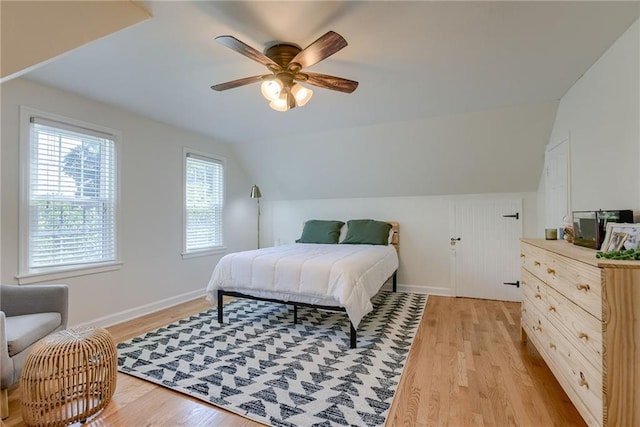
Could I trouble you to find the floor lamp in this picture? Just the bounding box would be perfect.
[250,185,262,248]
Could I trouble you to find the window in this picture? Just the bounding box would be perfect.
[19,108,120,281]
[183,150,224,256]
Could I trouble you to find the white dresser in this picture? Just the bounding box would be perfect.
[520,238,640,427]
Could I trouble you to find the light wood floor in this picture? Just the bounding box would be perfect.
[4,296,586,427]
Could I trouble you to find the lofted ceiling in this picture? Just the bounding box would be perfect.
[0,0,150,81]
[16,1,640,199]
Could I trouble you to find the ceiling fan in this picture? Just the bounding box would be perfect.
[211,31,358,111]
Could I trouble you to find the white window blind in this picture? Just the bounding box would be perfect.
[185,153,224,252]
[27,117,117,270]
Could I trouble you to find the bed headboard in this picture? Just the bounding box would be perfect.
[388,221,399,252]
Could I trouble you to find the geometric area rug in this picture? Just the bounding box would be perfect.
[117,291,427,427]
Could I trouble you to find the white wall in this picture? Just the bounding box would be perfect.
[546,19,639,213]
[263,192,538,295]
[1,78,255,326]
[235,100,557,201]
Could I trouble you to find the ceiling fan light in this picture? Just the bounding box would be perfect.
[260,79,283,101]
[269,94,289,112]
[291,83,313,107]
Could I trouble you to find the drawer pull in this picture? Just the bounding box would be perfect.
[577,283,590,292]
[579,372,589,389]
[546,268,556,275]
[578,332,589,340]
[549,343,556,350]
[534,293,542,299]
[534,261,541,267]
[548,306,556,312]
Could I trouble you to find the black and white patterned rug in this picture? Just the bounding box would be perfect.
[117,291,427,427]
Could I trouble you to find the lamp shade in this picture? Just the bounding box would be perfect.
[250,185,262,199]
[291,83,313,106]
[260,79,282,101]
[269,92,290,112]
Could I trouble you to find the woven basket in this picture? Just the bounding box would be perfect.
[21,326,117,426]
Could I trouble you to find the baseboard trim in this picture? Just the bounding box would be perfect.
[73,288,206,329]
[382,283,453,296]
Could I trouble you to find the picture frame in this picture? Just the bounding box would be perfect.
[605,232,628,252]
[600,223,640,252]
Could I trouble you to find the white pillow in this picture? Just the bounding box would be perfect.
[339,223,348,242]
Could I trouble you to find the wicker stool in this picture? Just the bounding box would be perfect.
[20,326,117,426]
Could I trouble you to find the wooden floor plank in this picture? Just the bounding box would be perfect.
[4,296,586,427]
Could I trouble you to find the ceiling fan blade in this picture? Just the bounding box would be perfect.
[303,72,358,93]
[211,75,265,91]
[215,35,278,68]
[290,31,347,69]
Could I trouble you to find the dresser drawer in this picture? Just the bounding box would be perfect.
[521,243,549,281]
[546,324,603,427]
[545,251,603,320]
[546,286,603,374]
[521,269,547,312]
[521,296,549,354]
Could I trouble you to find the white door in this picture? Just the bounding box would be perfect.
[450,198,523,301]
[545,138,570,229]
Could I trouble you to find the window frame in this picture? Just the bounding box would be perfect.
[17,106,122,284]
[182,147,226,259]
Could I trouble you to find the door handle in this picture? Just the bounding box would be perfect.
[450,237,461,246]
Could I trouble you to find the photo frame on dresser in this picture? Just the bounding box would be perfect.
[600,223,640,252]
[605,232,628,252]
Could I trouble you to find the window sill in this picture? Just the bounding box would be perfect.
[16,261,124,285]
[182,247,227,260]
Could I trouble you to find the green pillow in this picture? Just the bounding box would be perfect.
[341,219,391,245]
[296,220,345,244]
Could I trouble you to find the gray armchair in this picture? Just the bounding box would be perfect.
[1,283,68,419]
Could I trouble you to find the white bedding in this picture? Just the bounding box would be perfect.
[206,243,399,328]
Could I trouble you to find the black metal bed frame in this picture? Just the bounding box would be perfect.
[217,270,397,349]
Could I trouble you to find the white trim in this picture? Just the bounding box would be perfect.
[381,282,452,296]
[546,131,570,151]
[182,147,226,255]
[448,201,459,297]
[19,107,30,276]
[72,288,207,329]
[18,106,123,277]
[181,247,227,259]
[545,134,572,226]
[20,106,121,143]
[15,261,124,285]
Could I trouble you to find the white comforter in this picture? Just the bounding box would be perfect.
[206,243,399,328]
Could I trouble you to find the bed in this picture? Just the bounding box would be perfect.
[206,220,399,348]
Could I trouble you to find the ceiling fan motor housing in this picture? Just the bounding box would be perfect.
[264,43,302,68]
